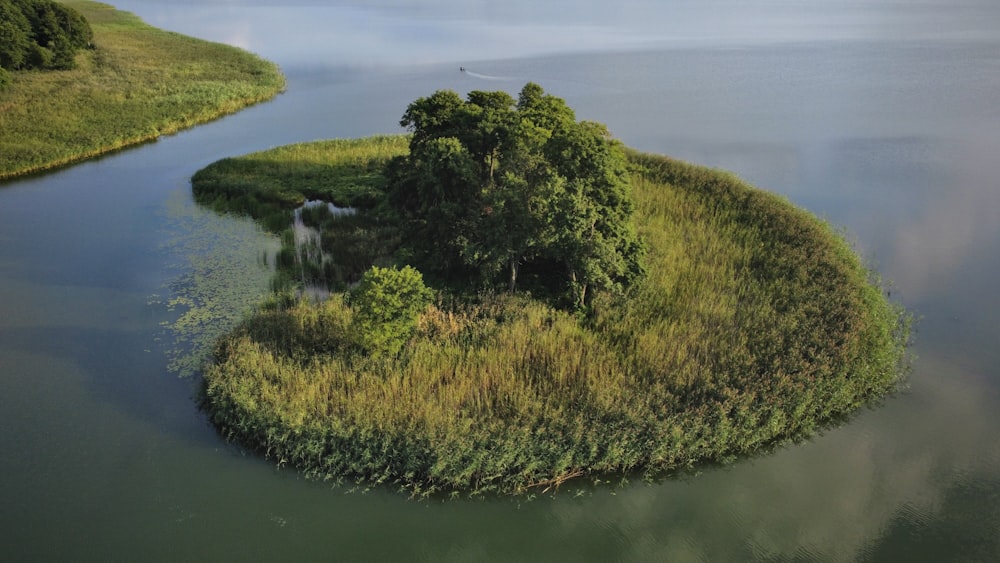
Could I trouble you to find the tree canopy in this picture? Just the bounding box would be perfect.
[387,83,644,309]
[0,0,93,73]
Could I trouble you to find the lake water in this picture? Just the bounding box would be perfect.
[2,1,1000,560]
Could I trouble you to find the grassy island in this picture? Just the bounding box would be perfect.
[192,86,909,497]
[0,1,285,180]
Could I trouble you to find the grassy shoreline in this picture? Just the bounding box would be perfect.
[192,138,910,497]
[0,1,285,181]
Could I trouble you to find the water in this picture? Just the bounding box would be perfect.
[2,1,999,560]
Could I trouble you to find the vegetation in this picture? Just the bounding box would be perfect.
[348,265,434,358]
[192,136,410,291]
[0,0,93,73]
[387,84,644,308]
[193,136,408,232]
[194,91,910,495]
[0,0,285,180]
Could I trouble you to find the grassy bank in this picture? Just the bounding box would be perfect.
[195,139,910,497]
[0,1,285,180]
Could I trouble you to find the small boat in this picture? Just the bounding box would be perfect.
[460,66,466,72]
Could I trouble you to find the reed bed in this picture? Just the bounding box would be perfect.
[0,1,285,180]
[198,141,910,497]
[193,136,409,224]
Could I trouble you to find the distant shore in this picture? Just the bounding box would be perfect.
[0,1,285,181]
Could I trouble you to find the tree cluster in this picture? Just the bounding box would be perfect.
[0,0,93,73]
[386,83,644,309]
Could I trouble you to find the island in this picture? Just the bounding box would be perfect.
[192,83,910,497]
[0,0,284,180]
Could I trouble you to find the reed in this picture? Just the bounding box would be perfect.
[0,1,285,180]
[192,136,409,220]
[197,140,911,497]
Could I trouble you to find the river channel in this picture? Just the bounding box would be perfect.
[2,1,999,560]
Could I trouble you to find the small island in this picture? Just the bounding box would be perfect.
[193,83,910,497]
[0,0,284,180]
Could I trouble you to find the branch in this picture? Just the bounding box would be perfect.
[526,468,585,494]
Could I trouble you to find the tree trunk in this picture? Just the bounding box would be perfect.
[568,265,586,309]
[508,257,519,292]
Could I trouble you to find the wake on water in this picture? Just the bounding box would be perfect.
[458,67,619,94]
[460,68,515,81]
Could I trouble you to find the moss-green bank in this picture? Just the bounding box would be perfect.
[194,139,910,497]
[0,1,285,180]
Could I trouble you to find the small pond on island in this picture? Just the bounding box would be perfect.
[2,0,999,560]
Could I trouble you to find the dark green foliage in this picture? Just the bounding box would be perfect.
[0,0,34,70]
[388,83,645,309]
[0,0,92,71]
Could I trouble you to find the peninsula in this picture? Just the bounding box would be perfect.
[192,84,910,497]
[0,0,284,180]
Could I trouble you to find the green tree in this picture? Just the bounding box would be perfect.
[389,83,644,309]
[0,0,92,71]
[0,0,33,70]
[349,266,433,357]
[544,120,644,307]
[385,135,480,279]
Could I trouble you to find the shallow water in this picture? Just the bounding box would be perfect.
[2,1,999,560]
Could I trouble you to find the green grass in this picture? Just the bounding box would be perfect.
[192,136,409,231]
[195,139,911,497]
[0,1,285,180]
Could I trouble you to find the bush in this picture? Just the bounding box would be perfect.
[349,266,434,357]
[0,67,10,90]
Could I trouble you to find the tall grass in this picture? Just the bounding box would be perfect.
[0,1,285,180]
[198,140,911,497]
[192,136,409,223]
[192,136,410,288]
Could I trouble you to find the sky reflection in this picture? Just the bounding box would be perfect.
[114,0,1000,68]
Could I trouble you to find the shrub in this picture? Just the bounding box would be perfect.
[349,266,434,357]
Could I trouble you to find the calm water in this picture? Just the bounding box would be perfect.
[2,1,999,560]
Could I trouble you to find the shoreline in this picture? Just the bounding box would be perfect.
[191,137,912,497]
[0,1,285,181]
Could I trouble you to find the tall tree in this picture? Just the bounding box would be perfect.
[388,83,644,309]
[0,0,92,71]
[0,0,33,70]
[544,120,644,307]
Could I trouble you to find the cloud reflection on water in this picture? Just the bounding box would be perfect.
[116,0,1000,69]
[542,352,1000,562]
